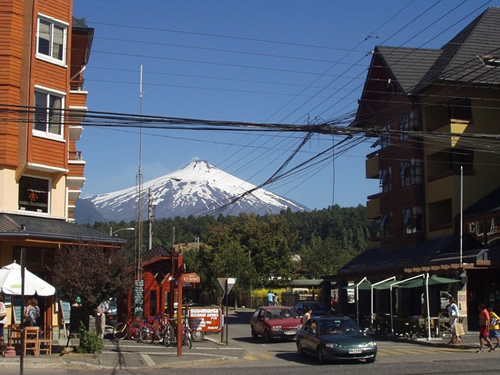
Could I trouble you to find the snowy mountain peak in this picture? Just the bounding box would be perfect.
[76,161,309,223]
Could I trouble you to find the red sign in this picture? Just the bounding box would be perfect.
[188,307,222,332]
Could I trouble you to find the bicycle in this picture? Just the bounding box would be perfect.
[113,316,147,340]
[164,317,192,348]
[139,313,168,344]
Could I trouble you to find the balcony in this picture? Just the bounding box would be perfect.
[366,196,380,219]
[67,105,87,141]
[68,189,81,202]
[365,150,379,179]
[67,150,86,188]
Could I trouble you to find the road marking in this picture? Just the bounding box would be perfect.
[141,353,156,367]
[244,355,258,361]
[259,353,274,359]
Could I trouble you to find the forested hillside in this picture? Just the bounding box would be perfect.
[92,204,377,302]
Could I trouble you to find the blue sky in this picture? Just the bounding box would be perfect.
[72,0,498,210]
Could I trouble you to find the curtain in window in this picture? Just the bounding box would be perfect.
[38,19,51,55]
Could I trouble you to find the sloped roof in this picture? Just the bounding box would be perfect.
[424,7,500,86]
[0,213,123,245]
[463,187,500,218]
[376,46,441,94]
[367,7,500,100]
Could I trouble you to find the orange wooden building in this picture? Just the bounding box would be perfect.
[0,0,124,336]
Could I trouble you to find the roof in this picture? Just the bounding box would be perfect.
[376,46,441,94]
[338,236,458,277]
[359,7,500,105]
[0,213,124,245]
[424,7,500,86]
[463,186,500,218]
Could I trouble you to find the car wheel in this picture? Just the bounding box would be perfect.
[264,329,272,343]
[366,356,376,363]
[317,347,325,364]
[297,341,304,356]
[251,327,258,339]
[192,330,205,342]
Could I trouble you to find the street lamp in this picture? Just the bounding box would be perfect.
[110,227,135,236]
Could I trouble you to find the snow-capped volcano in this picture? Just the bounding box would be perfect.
[76,160,309,222]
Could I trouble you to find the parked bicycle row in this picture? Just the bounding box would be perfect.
[113,313,193,348]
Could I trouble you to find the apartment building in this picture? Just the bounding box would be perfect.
[338,7,500,329]
[0,1,122,329]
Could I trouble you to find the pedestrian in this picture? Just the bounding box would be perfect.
[24,298,40,327]
[478,303,495,352]
[447,297,461,344]
[487,306,500,349]
[0,294,7,346]
[94,300,110,340]
[267,291,275,306]
[273,293,279,306]
[302,306,312,325]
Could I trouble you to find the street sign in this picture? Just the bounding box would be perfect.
[226,278,236,294]
[217,277,236,293]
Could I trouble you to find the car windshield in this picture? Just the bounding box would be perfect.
[318,319,361,335]
[265,308,299,320]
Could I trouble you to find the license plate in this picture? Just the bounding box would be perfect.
[284,330,296,335]
[349,349,362,354]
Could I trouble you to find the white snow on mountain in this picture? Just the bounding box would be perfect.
[78,160,309,222]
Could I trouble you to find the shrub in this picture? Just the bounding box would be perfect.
[77,321,103,354]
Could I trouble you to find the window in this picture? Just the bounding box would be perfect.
[380,213,393,238]
[18,176,50,213]
[449,98,471,121]
[379,167,392,193]
[380,123,391,148]
[399,110,421,139]
[400,159,422,187]
[37,16,67,64]
[402,207,423,234]
[34,88,64,137]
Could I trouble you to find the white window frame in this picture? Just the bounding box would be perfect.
[400,159,422,187]
[36,14,68,66]
[379,167,392,193]
[380,123,391,148]
[402,207,423,234]
[33,85,66,140]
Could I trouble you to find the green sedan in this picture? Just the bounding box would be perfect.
[296,316,377,364]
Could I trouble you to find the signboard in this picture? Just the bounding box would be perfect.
[182,273,200,283]
[134,279,144,317]
[14,305,22,324]
[60,301,71,324]
[187,307,222,332]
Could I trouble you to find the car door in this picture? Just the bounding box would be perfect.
[301,319,318,353]
[254,309,267,336]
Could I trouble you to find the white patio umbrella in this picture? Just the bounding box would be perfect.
[0,262,55,296]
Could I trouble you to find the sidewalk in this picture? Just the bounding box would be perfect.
[0,334,240,370]
[373,330,482,350]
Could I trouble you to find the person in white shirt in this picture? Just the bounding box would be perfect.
[94,300,109,340]
[447,297,461,344]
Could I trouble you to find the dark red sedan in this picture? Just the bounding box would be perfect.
[250,306,302,342]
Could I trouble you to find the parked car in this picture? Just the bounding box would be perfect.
[250,306,302,342]
[296,316,377,364]
[105,299,117,326]
[295,301,329,317]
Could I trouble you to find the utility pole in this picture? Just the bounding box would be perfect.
[148,188,153,250]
